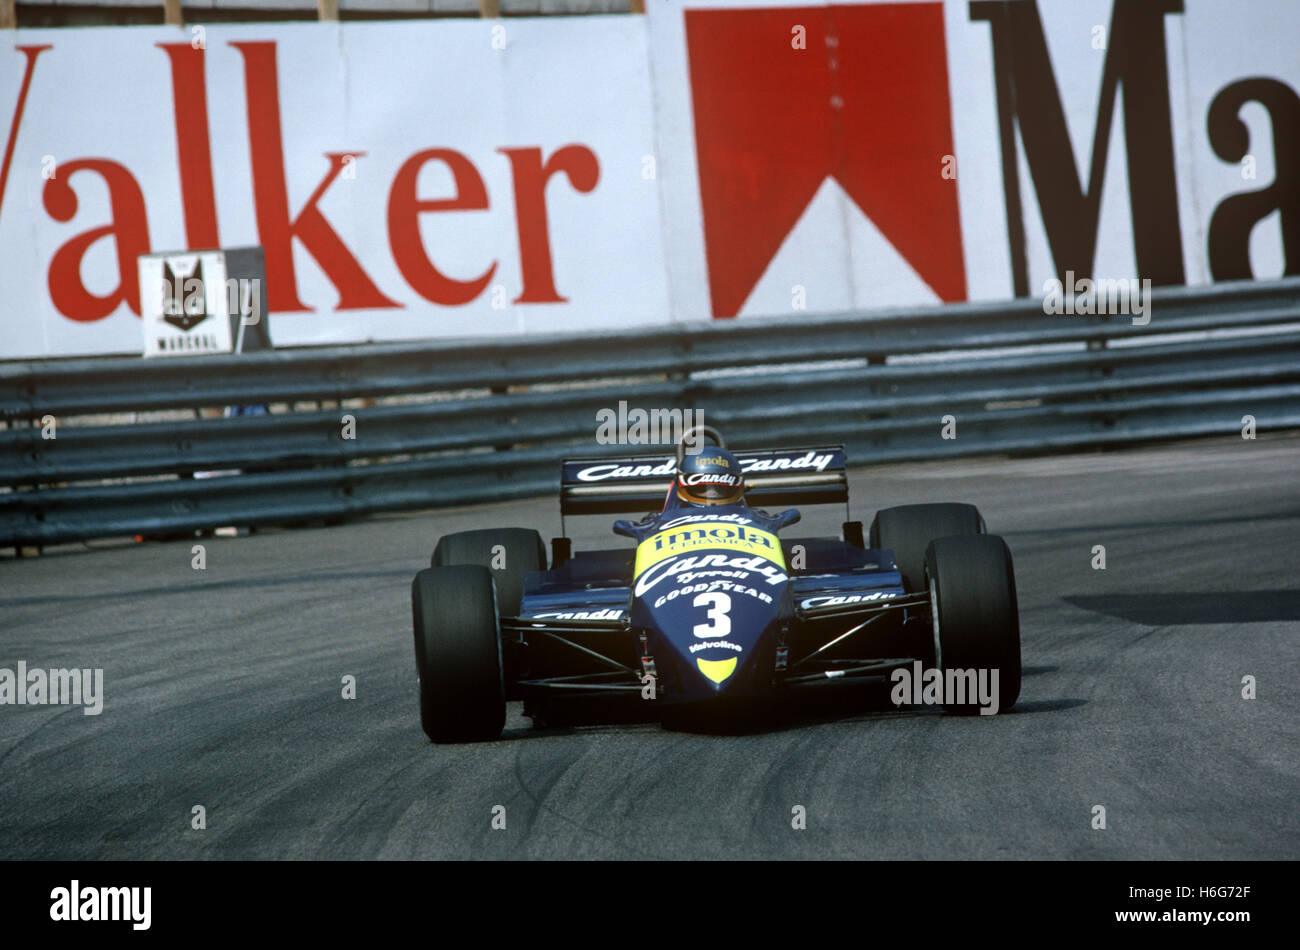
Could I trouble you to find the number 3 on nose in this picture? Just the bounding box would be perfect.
[692,592,732,638]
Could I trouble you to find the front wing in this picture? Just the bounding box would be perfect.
[500,591,933,699]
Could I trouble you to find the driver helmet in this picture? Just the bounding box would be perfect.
[675,447,746,506]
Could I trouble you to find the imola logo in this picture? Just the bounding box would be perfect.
[650,524,774,550]
[50,881,151,930]
[635,522,784,577]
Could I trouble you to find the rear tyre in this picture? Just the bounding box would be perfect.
[431,527,546,617]
[924,535,1021,715]
[412,565,505,742]
[869,503,984,593]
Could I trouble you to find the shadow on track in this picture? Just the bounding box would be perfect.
[502,682,1084,739]
[1064,591,1300,625]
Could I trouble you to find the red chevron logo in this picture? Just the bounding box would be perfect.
[685,3,967,317]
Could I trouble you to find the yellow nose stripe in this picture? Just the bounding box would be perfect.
[696,657,738,684]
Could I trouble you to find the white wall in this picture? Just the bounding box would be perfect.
[2,1,1296,357]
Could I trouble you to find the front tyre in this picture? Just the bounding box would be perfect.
[412,565,505,742]
[869,503,984,593]
[924,535,1021,715]
[431,527,546,617]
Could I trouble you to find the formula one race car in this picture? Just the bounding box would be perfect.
[411,427,1021,742]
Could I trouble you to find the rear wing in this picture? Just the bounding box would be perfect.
[560,446,848,516]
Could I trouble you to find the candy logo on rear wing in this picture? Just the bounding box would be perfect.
[560,446,848,515]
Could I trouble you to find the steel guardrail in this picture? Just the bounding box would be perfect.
[2,277,1298,546]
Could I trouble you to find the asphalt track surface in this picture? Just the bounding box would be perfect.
[1,434,1296,860]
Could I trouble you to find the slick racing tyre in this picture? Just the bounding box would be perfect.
[869,503,985,593]
[412,565,506,742]
[431,527,546,617]
[923,535,1021,715]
